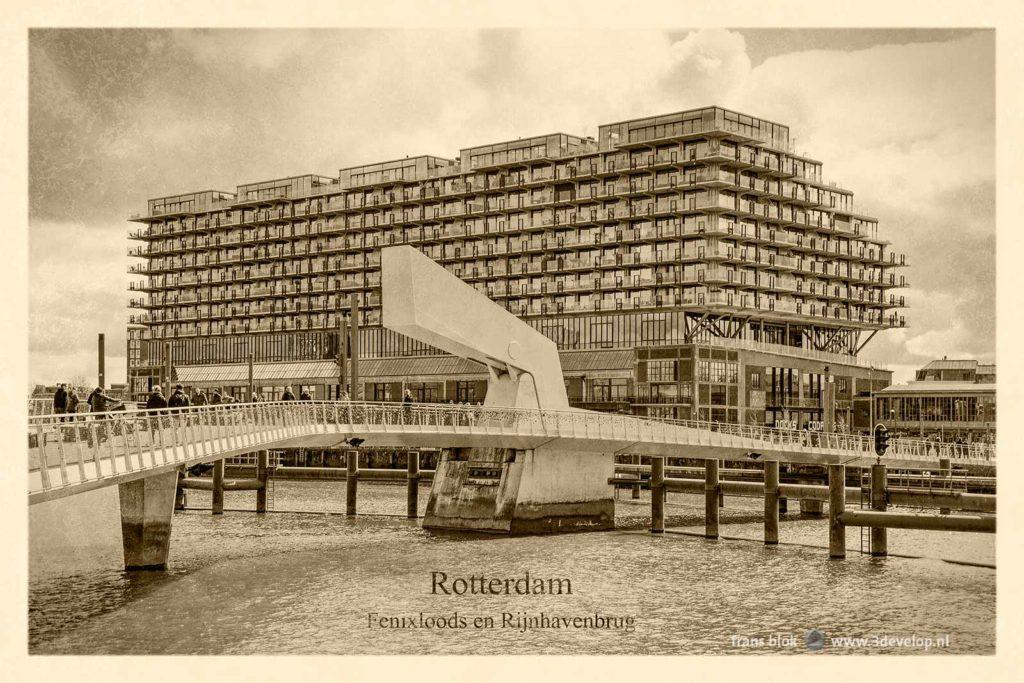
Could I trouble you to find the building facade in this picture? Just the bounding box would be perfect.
[127,106,904,429]
[874,359,995,443]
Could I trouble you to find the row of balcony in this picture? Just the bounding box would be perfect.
[136,292,906,336]
[135,191,863,237]
[128,245,906,292]
[129,213,897,268]
[132,140,837,221]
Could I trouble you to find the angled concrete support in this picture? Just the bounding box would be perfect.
[118,470,178,570]
[383,246,613,534]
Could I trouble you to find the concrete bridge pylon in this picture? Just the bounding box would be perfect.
[382,245,615,533]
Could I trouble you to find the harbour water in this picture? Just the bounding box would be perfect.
[29,480,995,655]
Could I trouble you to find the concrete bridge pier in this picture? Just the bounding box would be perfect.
[423,447,615,534]
[118,471,178,570]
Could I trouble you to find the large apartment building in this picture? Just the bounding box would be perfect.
[127,106,905,432]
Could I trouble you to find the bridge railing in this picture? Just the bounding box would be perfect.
[28,400,996,498]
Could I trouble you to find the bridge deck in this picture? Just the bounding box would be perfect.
[28,401,995,504]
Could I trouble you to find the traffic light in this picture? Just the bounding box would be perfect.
[874,423,890,456]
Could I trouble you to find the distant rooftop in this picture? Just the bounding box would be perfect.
[921,359,986,371]
[878,381,996,394]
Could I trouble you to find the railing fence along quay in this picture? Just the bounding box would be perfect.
[27,401,995,501]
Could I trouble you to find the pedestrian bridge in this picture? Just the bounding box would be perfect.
[28,400,995,504]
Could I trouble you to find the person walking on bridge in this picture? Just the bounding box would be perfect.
[168,384,190,409]
[402,388,415,423]
[192,389,208,407]
[299,388,312,401]
[282,385,296,401]
[65,387,79,419]
[52,383,68,419]
[88,386,115,414]
[87,386,116,443]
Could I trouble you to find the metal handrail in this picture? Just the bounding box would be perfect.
[27,400,996,498]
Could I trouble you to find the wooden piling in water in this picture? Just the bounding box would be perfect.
[764,461,779,545]
[256,450,269,514]
[870,463,887,556]
[212,458,225,516]
[346,449,358,516]
[631,454,641,499]
[718,460,725,508]
[174,470,187,511]
[705,459,719,539]
[407,451,420,519]
[650,456,665,534]
[939,457,951,515]
[828,464,845,559]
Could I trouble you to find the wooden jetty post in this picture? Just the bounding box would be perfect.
[407,451,420,518]
[346,449,358,516]
[632,454,641,499]
[718,459,725,508]
[763,460,780,545]
[828,463,845,558]
[938,457,951,515]
[212,458,225,515]
[650,456,665,533]
[256,450,269,514]
[705,459,719,539]
[870,463,888,556]
[174,469,187,511]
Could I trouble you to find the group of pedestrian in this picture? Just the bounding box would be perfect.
[280,386,314,401]
[52,383,120,421]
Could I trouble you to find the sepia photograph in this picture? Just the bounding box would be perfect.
[8,2,1021,675]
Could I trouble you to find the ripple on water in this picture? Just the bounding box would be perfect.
[30,481,995,654]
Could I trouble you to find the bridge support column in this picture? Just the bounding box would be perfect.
[705,459,719,539]
[423,448,614,534]
[828,464,846,559]
[346,450,358,516]
[212,459,225,515]
[763,461,779,545]
[938,457,951,515]
[119,470,178,570]
[870,463,888,557]
[407,451,420,519]
[651,456,665,534]
[256,451,269,514]
[631,454,641,499]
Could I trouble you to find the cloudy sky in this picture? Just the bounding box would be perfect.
[28,28,994,386]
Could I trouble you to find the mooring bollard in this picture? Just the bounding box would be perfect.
[346,449,358,516]
[407,451,420,519]
[212,458,225,516]
[632,453,641,500]
[870,463,888,556]
[256,450,269,514]
[764,461,779,545]
[828,463,845,559]
[705,459,719,539]
[779,496,788,514]
[650,456,665,533]
[938,457,951,515]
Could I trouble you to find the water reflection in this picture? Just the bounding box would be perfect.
[29,481,995,654]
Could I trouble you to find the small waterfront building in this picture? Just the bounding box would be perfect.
[873,359,995,443]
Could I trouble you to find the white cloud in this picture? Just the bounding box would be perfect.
[28,29,995,385]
